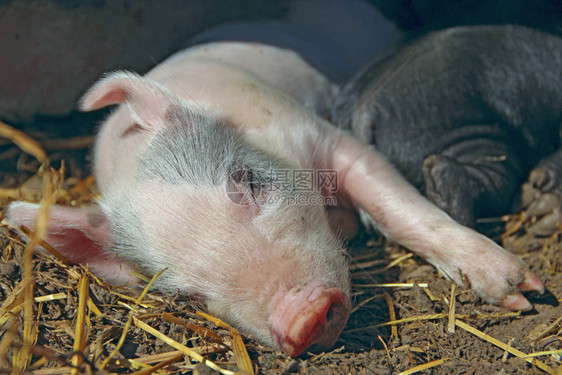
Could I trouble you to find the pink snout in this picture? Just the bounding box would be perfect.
[269,284,351,357]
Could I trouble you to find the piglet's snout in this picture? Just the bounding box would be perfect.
[269,284,351,357]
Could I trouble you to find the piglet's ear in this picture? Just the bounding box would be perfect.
[6,201,137,285]
[80,71,180,131]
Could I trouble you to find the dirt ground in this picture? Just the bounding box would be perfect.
[0,118,560,374]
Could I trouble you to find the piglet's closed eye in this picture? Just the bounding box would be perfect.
[6,201,138,284]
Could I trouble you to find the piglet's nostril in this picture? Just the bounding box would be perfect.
[271,286,351,357]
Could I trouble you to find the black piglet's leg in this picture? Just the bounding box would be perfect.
[422,126,524,228]
[520,146,562,236]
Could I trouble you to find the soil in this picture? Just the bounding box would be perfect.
[0,117,560,374]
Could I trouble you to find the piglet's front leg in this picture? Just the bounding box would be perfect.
[332,134,544,310]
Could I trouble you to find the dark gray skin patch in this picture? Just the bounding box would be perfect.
[138,105,288,187]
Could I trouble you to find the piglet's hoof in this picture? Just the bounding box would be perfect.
[520,167,558,206]
[520,166,562,237]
